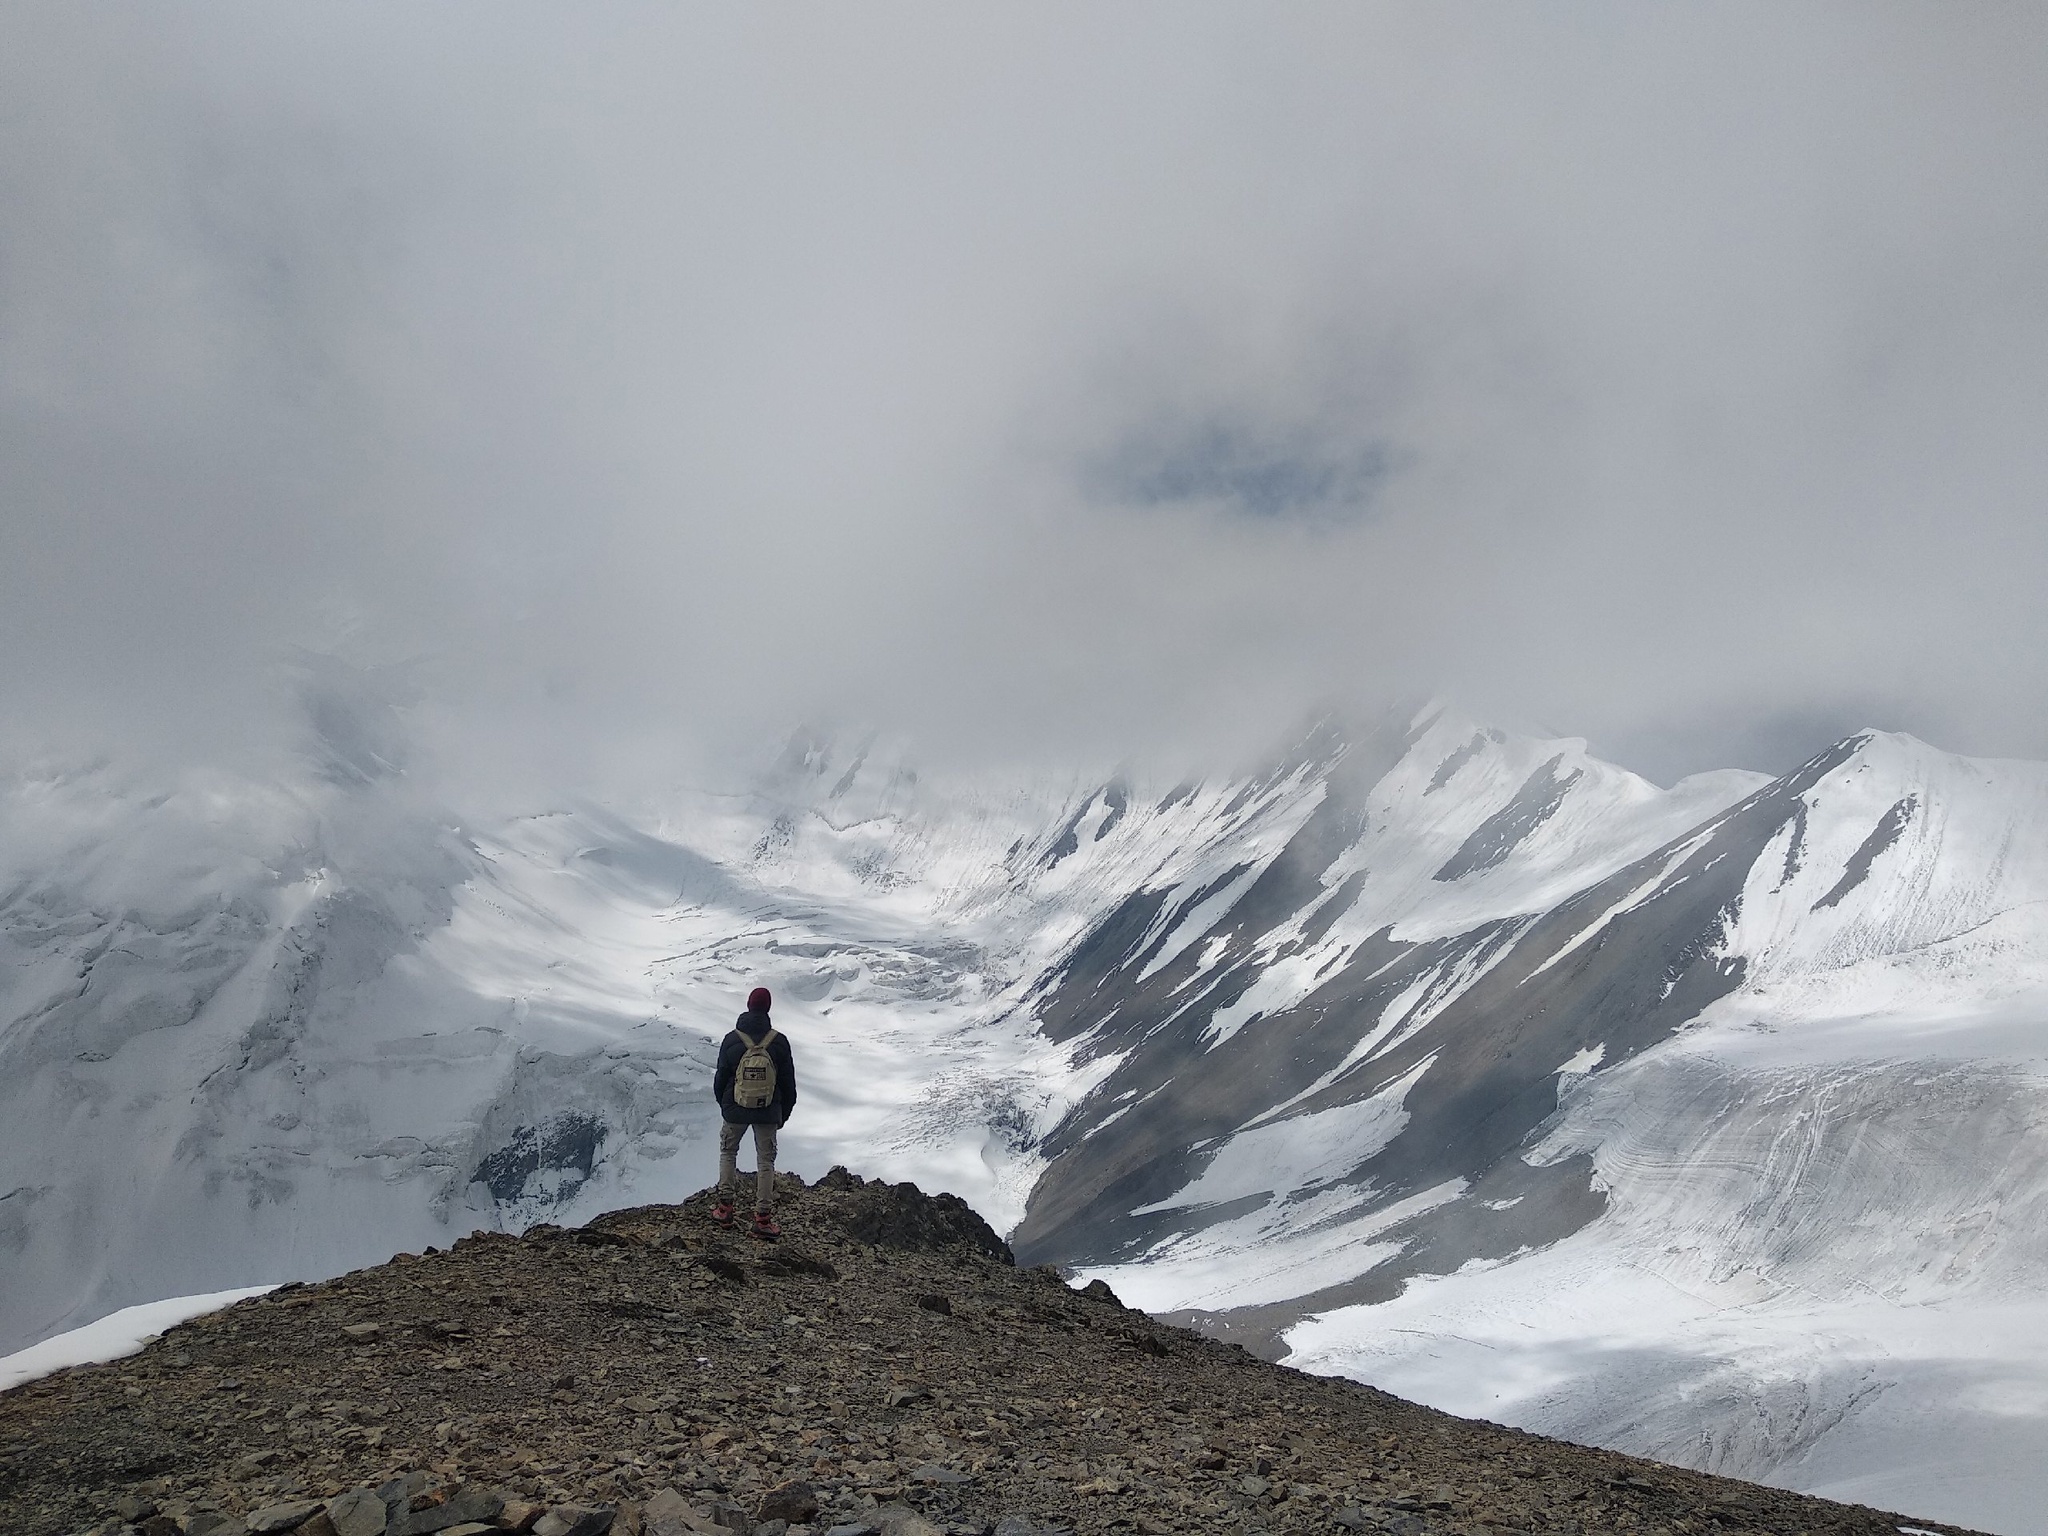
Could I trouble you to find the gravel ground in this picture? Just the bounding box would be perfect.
[0,1170,1983,1536]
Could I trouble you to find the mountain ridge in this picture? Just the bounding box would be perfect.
[0,1171,1988,1536]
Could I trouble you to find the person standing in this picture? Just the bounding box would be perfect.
[711,986,797,1238]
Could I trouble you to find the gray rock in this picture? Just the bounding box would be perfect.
[112,1497,159,1523]
[377,1473,433,1509]
[393,1488,505,1536]
[757,1482,821,1525]
[533,1508,618,1536]
[870,1509,940,1536]
[187,1516,251,1536]
[327,1490,390,1536]
[1238,1475,1271,1498]
[909,1465,970,1486]
[247,1504,325,1536]
[822,1525,876,1536]
[642,1491,706,1536]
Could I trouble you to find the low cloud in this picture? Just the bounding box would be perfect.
[3,5,2045,794]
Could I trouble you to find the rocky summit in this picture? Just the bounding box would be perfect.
[0,1174,1980,1536]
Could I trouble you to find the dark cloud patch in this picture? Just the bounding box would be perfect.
[1092,416,1400,525]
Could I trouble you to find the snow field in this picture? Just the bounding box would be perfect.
[0,1288,277,1394]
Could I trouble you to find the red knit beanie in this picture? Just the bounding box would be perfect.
[747,986,772,1012]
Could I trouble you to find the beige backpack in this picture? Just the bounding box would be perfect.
[733,1027,780,1110]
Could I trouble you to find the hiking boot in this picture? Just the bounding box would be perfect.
[751,1211,782,1240]
[710,1200,736,1227]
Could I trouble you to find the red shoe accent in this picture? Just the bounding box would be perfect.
[751,1212,782,1239]
[710,1201,736,1226]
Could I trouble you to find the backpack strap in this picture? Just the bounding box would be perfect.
[755,1027,779,1049]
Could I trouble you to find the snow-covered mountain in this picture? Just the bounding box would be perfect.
[6,699,2048,1533]
[1033,715,2048,1535]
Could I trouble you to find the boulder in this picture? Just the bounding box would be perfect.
[393,1487,505,1536]
[246,1503,326,1535]
[327,1490,390,1536]
[756,1480,820,1525]
[533,1507,617,1536]
[642,1491,720,1536]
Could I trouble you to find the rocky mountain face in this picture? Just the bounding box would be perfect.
[7,695,2048,1532]
[0,1172,1983,1536]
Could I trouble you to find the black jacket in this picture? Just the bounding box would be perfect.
[713,1009,797,1126]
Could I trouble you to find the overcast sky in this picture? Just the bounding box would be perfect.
[3,4,2045,793]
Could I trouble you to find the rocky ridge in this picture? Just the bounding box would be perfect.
[0,1174,1980,1536]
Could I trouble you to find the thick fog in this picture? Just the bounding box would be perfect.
[3,5,2046,794]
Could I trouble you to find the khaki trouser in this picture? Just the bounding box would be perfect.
[717,1120,778,1212]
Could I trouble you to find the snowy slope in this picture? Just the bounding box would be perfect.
[1050,724,2048,1535]
[0,761,1003,1350]
[0,710,1345,1352]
